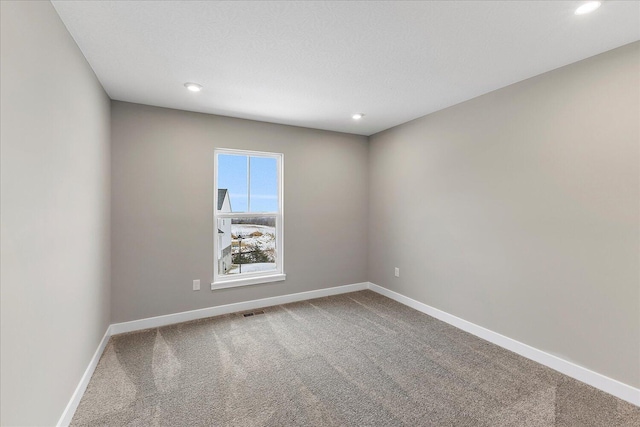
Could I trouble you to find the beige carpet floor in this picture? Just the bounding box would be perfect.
[71,290,640,426]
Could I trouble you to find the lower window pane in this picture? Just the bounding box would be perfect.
[217,217,277,276]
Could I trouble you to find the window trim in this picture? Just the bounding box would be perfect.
[211,148,285,289]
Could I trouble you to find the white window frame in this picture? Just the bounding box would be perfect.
[212,148,285,289]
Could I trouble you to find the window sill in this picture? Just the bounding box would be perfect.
[211,273,286,290]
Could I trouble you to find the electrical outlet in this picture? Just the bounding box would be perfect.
[394,267,400,277]
[193,279,200,291]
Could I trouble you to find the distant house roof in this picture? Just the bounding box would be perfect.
[217,189,228,210]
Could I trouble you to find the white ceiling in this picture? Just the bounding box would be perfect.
[51,1,639,136]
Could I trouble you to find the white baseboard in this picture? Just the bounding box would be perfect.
[366,282,640,407]
[57,326,112,427]
[110,282,369,335]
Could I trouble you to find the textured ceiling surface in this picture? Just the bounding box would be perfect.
[51,1,639,136]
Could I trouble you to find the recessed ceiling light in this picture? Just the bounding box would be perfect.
[184,82,203,92]
[352,113,364,120]
[575,1,601,15]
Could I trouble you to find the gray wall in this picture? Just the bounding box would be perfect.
[111,101,368,323]
[0,1,111,426]
[368,42,640,388]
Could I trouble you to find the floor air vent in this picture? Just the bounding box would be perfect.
[243,310,264,317]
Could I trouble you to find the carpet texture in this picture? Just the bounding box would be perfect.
[71,290,640,426]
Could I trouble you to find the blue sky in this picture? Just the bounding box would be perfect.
[217,154,278,212]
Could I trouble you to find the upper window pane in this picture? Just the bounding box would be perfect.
[217,153,278,213]
[249,156,278,213]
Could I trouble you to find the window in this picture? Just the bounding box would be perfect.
[212,148,285,289]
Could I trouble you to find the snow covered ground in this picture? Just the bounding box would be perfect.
[231,224,276,253]
[231,224,274,236]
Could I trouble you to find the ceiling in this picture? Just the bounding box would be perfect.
[51,1,639,136]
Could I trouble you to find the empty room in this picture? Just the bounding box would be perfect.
[1,1,639,426]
